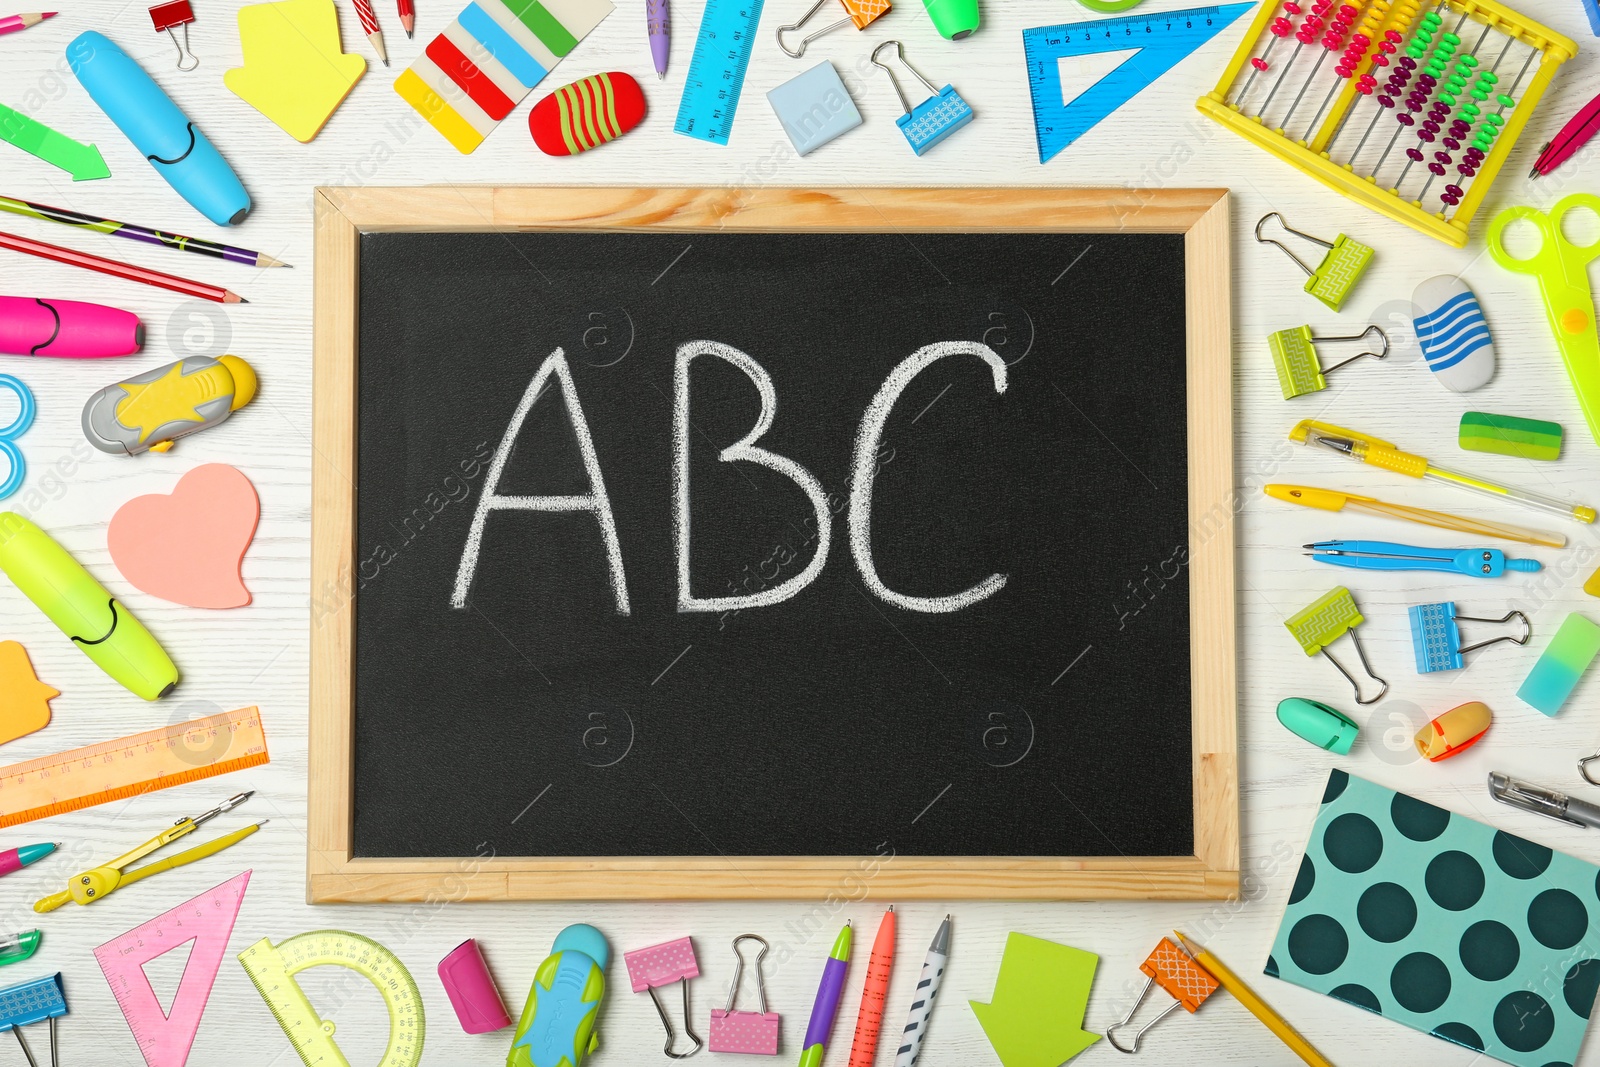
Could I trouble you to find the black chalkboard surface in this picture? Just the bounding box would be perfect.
[352,228,1196,864]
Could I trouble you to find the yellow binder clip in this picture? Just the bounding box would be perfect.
[1256,213,1374,312]
[1270,324,1387,400]
[1284,587,1389,705]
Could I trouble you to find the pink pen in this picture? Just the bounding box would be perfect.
[0,843,55,877]
[0,297,143,357]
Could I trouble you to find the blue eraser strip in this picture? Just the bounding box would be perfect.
[1517,613,1600,716]
[66,32,250,227]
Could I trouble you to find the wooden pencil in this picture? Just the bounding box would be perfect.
[0,230,245,304]
[0,11,55,35]
[1175,932,1335,1067]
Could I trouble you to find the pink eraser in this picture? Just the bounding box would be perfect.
[625,936,699,992]
[0,296,142,358]
[438,939,511,1033]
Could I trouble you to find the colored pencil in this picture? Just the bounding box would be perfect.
[1174,933,1334,1067]
[0,230,244,304]
[351,0,388,65]
[846,906,895,1067]
[0,11,54,35]
[397,0,413,37]
[0,194,287,268]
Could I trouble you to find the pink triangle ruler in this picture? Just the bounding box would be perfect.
[94,870,251,1067]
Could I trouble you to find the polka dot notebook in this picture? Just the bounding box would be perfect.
[1267,770,1600,1067]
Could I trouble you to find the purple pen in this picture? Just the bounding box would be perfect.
[798,921,852,1067]
[647,0,669,79]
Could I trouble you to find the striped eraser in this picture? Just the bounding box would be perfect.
[394,0,615,153]
[1459,411,1563,461]
[530,72,645,155]
[1413,275,1494,392]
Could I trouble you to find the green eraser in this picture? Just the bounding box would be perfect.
[1517,613,1600,716]
[1459,411,1563,461]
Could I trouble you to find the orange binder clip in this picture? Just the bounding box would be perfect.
[776,0,889,56]
[1105,938,1219,1053]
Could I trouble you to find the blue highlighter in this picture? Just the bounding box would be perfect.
[67,32,250,227]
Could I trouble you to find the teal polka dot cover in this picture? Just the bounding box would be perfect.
[1267,770,1600,1067]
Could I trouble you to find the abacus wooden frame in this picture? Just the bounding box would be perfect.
[308,185,1238,903]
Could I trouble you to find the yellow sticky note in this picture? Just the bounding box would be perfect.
[0,641,56,746]
[224,0,365,143]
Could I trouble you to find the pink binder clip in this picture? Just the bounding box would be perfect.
[709,934,781,1055]
[437,939,512,1034]
[625,935,702,1058]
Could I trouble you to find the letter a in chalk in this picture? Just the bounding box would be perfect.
[675,340,831,612]
[451,349,631,613]
[850,341,1008,612]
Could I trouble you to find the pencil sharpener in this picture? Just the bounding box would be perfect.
[82,354,257,456]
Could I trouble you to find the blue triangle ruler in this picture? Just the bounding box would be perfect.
[1024,2,1253,163]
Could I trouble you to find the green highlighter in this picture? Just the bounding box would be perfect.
[0,512,177,700]
[920,0,978,39]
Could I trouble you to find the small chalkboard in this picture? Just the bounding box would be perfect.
[309,188,1237,902]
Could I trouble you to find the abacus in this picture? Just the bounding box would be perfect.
[1198,0,1574,246]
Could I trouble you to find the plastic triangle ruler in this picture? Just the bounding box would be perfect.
[95,871,250,1067]
[674,0,765,144]
[0,707,268,828]
[239,930,424,1067]
[1024,2,1252,163]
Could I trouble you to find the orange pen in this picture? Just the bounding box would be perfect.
[847,906,896,1067]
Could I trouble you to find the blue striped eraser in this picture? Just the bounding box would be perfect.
[1413,275,1493,392]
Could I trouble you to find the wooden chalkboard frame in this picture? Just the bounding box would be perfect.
[309,187,1237,903]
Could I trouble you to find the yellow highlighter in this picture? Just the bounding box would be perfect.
[34,792,260,912]
[1288,420,1596,526]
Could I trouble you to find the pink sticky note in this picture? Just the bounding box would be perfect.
[108,463,259,609]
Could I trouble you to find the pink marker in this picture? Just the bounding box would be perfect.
[0,296,143,357]
[0,843,55,877]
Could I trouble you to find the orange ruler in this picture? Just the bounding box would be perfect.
[0,707,269,827]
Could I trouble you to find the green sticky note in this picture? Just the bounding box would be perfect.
[970,933,1099,1067]
[1459,411,1562,461]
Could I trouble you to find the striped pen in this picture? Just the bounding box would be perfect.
[0,195,286,268]
[350,0,388,64]
[894,915,949,1067]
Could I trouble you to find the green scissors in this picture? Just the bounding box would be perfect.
[1487,193,1600,445]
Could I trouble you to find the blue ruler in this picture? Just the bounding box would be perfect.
[1024,2,1252,163]
[674,0,766,145]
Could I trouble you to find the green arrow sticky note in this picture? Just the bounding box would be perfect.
[0,102,110,181]
[970,932,1099,1067]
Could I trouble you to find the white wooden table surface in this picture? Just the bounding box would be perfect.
[6,0,1600,1062]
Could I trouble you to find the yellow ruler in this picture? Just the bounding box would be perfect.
[239,931,425,1067]
[0,707,268,828]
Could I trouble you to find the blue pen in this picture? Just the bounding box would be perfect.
[1306,540,1542,578]
[67,32,250,227]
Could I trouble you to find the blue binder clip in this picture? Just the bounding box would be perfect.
[871,40,973,156]
[0,971,65,1066]
[1409,602,1530,674]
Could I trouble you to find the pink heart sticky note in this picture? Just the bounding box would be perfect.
[109,464,259,609]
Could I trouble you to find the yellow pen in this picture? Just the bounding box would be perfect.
[1289,421,1597,526]
[34,791,261,912]
[1263,484,1568,548]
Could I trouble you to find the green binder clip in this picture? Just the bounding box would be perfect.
[1269,323,1387,399]
[1284,586,1389,705]
[1256,213,1374,312]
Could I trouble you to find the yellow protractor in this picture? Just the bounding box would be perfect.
[239,930,424,1067]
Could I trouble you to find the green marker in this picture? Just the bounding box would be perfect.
[0,513,177,700]
[798,921,852,1067]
